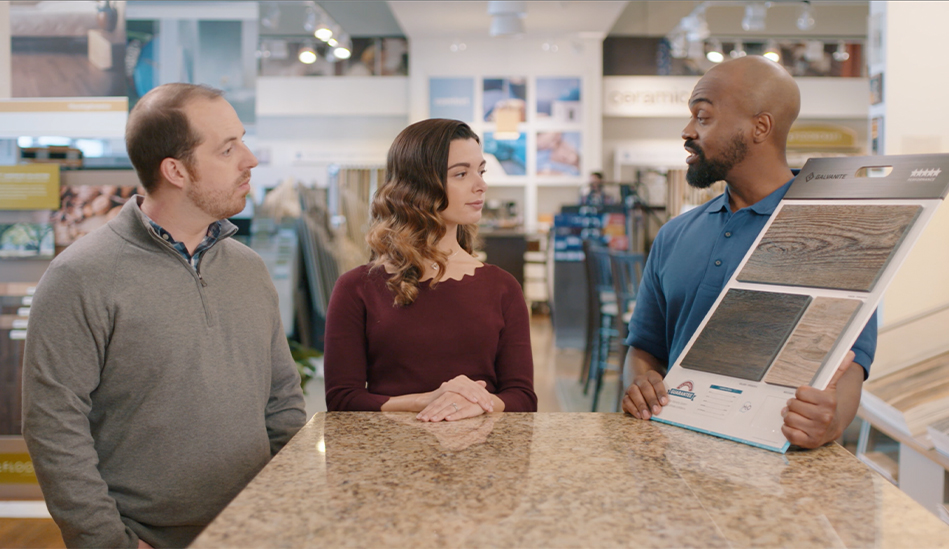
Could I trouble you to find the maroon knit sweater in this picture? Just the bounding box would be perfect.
[324,264,537,412]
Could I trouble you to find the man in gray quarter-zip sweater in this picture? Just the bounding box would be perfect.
[22,83,306,549]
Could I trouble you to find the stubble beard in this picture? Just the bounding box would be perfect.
[686,133,748,189]
[186,170,251,220]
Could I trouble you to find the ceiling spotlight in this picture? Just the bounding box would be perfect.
[327,38,338,47]
[333,46,351,60]
[449,41,467,52]
[260,4,280,30]
[314,26,334,41]
[730,40,747,58]
[797,1,816,31]
[763,40,781,63]
[488,1,526,37]
[298,46,317,64]
[706,38,724,63]
[833,40,850,62]
[742,2,768,32]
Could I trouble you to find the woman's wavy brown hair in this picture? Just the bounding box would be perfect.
[367,119,481,306]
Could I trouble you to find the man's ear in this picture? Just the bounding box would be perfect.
[159,157,189,190]
[752,112,774,144]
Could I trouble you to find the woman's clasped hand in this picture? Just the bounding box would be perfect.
[416,375,495,422]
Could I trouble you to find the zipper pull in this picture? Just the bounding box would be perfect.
[198,273,207,287]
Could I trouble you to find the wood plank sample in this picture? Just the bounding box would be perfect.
[764,297,861,388]
[681,289,811,381]
[737,205,922,292]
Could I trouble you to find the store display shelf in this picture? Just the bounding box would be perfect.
[858,451,899,485]
[858,404,949,472]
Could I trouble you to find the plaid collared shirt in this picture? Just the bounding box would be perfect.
[146,219,224,271]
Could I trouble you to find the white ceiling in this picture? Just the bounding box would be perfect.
[388,1,630,39]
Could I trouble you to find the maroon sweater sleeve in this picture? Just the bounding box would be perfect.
[495,276,538,412]
[323,267,388,411]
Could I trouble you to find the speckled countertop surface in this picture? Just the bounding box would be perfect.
[192,413,949,548]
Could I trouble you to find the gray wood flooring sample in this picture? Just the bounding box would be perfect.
[737,205,922,292]
[681,289,811,381]
[763,297,861,388]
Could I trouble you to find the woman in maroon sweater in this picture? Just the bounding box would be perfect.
[324,119,537,420]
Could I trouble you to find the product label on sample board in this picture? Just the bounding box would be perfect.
[0,453,37,484]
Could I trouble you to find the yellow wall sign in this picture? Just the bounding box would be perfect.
[0,164,61,210]
[788,124,858,150]
[0,453,38,484]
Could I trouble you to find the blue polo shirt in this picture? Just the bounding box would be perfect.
[626,178,876,376]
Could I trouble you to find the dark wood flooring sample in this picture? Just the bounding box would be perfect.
[737,205,922,292]
[680,289,811,381]
[764,297,861,388]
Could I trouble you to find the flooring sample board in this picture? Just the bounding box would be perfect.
[737,205,922,292]
[680,289,811,381]
[863,350,949,440]
[764,297,862,388]
[927,417,949,458]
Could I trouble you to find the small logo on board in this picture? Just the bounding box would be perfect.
[668,381,696,401]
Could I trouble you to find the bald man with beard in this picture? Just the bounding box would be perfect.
[620,56,876,449]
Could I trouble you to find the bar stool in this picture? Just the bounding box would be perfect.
[580,240,617,395]
[591,250,645,412]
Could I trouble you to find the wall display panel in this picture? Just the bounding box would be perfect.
[9,1,127,98]
[0,223,54,259]
[737,204,921,292]
[482,78,526,123]
[0,315,25,436]
[483,132,526,176]
[764,297,862,388]
[680,289,811,382]
[536,131,581,177]
[51,185,143,248]
[535,77,581,123]
[429,78,474,122]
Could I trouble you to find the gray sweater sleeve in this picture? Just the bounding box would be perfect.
[264,287,306,455]
[22,260,139,549]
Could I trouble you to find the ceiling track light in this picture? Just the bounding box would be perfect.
[730,39,747,58]
[706,38,724,63]
[297,45,317,65]
[763,40,781,63]
[742,2,768,32]
[833,40,850,62]
[487,1,526,37]
[797,1,816,31]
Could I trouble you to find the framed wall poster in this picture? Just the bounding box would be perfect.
[537,131,581,176]
[483,132,526,176]
[536,77,581,123]
[483,78,527,123]
[429,78,475,122]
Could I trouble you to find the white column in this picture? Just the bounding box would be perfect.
[874,1,949,326]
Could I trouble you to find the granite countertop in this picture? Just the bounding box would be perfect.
[192,413,949,548]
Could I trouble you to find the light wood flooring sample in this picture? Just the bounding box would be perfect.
[737,205,921,292]
[681,289,811,381]
[763,297,861,388]
[864,350,949,411]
